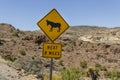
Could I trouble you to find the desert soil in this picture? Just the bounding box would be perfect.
[0,56,38,80]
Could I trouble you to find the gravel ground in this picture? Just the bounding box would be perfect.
[0,57,38,80]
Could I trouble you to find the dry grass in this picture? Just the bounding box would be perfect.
[44,72,62,80]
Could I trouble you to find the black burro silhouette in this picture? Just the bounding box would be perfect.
[46,20,61,32]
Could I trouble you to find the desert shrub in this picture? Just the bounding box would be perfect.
[44,73,62,80]
[104,70,120,80]
[19,50,26,56]
[87,68,99,80]
[12,31,19,37]
[62,42,68,47]
[104,71,111,78]
[61,67,83,80]
[11,39,16,43]
[58,59,63,66]
[31,56,35,60]
[3,55,16,62]
[95,63,107,71]
[0,39,2,44]
[80,60,87,68]
[34,35,47,45]
[100,66,107,71]
[13,58,45,79]
[95,63,102,68]
[0,39,5,44]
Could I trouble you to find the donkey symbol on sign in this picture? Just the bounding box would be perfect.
[46,20,61,32]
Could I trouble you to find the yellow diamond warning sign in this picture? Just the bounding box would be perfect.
[42,43,62,58]
[37,9,69,41]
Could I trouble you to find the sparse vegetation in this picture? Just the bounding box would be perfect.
[95,63,101,68]
[95,63,107,71]
[58,59,63,66]
[11,39,16,43]
[3,55,16,62]
[44,73,62,80]
[0,39,5,44]
[104,70,120,80]
[100,66,107,71]
[61,67,83,80]
[80,60,87,68]
[62,41,68,47]
[87,68,99,80]
[12,31,19,37]
[19,50,26,56]
[0,39,2,44]
[31,56,35,60]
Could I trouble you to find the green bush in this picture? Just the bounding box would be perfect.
[0,39,2,44]
[95,63,107,71]
[31,56,35,60]
[100,66,107,71]
[87,68,99,80]
[80,60,87,68]
[19,50,26,56]
[61,67,83,80]
[44,73,62,80]
[62,42,68,47]
[4,55,16,62]
[104,70,120,79]
[58,60,63,66]
[12,31,19,37]
[95,63,101,68]
[0,39,5,44]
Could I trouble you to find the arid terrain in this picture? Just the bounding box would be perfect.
[0,23,120,80]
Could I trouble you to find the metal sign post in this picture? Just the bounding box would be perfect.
[50,58,53,80]
[50,41,54,80]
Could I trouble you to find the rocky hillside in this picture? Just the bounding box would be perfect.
[68,26,120,44]
[0,23,120,80]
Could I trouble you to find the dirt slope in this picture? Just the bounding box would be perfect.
[0,56,38,80]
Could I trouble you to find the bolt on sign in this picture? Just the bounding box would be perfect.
[43,43,62,58]
[37,9,69,41]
